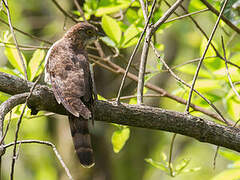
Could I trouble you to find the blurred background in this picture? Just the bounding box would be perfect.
[0,0,240,179]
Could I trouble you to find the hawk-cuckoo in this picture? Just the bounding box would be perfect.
[45,22,100,167]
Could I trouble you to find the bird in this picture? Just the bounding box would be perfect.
[44,22,101,168]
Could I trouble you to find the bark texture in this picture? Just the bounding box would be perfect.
[0,72,240,153]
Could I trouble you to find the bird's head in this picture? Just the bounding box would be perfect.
[64,22,103,48]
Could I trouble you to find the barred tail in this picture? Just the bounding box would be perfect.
[68,114,95,168]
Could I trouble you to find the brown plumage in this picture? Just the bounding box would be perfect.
[45,22,100,167]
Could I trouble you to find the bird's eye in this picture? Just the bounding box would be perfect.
[86,30,93,35]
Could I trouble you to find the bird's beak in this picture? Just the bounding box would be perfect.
[97,31,105,37]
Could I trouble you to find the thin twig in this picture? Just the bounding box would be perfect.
[200,0,240,34]
[178,4,222,57]
[0,18,52,45]
[0,73,239,154]
[221,36,240,100]
[2,0,28,79]
[0,41,50,50]
[139,0,148,21]
[153,0,184,32]
[0,93,28,179]
[10,73,44,179]
[116,0,156,103]
[185,0,230,126]
[119,0,136,20]
[169,133,177,177]
[178,4,240,69]
[52,0,78,23]
[89,58,117,73]
[226,32,237,47]
[88,54,229,122]
[164,8,209,24]
[111,94,164,101]
[15,141,22,160]
[73,0,86,21]
[213,146,220,169]
[170,56,217,70]
[150,42,232,125]
[137,0,183,104]
[0,111,11,145]
[10,105,28,179]
[163,0,240,70]
[137,25,153,104]
[4,140,73,180]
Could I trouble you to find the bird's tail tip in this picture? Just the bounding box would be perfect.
[77,147,95,168]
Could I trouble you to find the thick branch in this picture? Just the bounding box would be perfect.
[0,72,240,153]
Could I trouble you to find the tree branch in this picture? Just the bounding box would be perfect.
[200,0,240,34]
[0,72,240,153]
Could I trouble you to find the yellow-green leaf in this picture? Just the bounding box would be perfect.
[102,15,122,44]
[28,49,45,81]
[145,158,168,172]
[0,91,10,103]
[177,64,212,78]
[111,126,130,153]
[219,150,240,161]
[4,46,27,75]
[0,67,20,77]
[194,79,222,92]
[227,98,240,121]
[212,168,240,180]
[96,4,129,17]
[122,24,140,48]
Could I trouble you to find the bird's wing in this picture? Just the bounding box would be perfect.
[46,43,92,119]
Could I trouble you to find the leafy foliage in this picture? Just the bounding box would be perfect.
[145,154,200,177]
[111,125,130,153]
[211,150,240,180]
[0,0,240,179]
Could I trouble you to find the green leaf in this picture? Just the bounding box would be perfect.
[189,0,206,12]
[145,158,168,172]
[100,36,117,47]
[4,46,27,75]
[0,91,10,103]
[183,167,201,173]
[144,72,158,83]
[194,79,222,92]
[227,98,240,121]
[226,86,240,100]
[177,64,212,78]
[126,8,139,24]
[28,49,45,81]
[200,39,217,58]
[111,126,130,153]
[204,57,225,71]
[233,161,240,168]
[0,67,21,77]
[84,0,98,11]
[155,44,164,51]
[230,52,240,64]
[0,30,11,42]
[96,3,129,17]
[102,15,122,44]
[122,24,140,48]
[213,66,240,81]
[175,158,190,175]
[219,150,240,161]
[97,94,107,101]
[129,97,137,104]
[161,152,167,161]
[212,168,240,180]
